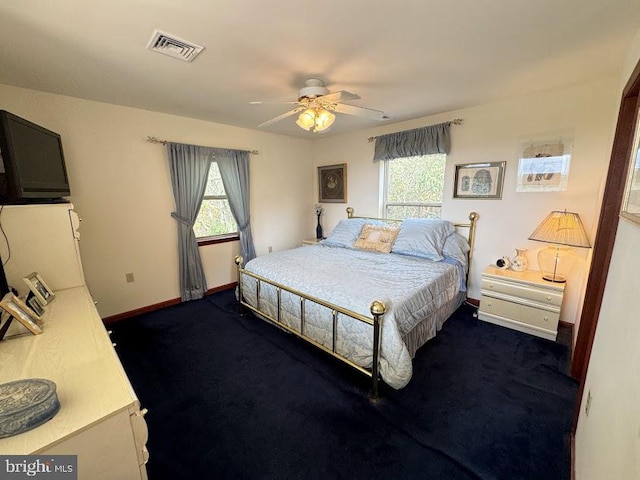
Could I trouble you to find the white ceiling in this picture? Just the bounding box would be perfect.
[1,0,639,138]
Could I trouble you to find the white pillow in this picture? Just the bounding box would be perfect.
[391,218,455,261]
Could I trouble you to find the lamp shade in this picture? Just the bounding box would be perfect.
[528,211,591,247]
[528,210,591,282]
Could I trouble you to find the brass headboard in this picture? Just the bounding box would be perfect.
[345,207,479,268]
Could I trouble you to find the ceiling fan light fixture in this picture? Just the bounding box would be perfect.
[296,108,316,131]
[314,109,335,132]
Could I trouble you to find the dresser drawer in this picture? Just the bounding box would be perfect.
[479,295,560,331]
[481,277,563,307]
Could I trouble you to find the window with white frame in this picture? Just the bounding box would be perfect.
[381,154,446,219]
[193,161,238,239]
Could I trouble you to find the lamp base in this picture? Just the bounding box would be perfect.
[541,274,567,283]
[537,245,576,284]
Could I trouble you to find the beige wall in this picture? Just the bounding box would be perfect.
[0,77,619,329]
[312,78,618,326]
[0,84,314,317]
[575,28,640,480]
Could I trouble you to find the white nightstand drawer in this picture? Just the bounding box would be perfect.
[479,295,560,331]
[481,277,563,307]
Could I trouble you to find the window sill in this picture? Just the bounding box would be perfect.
[197,234,239,246]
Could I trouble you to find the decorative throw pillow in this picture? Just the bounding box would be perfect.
[353,224,400,253]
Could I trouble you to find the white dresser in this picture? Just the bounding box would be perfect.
[0,204,148,480]
[478,265,565,340]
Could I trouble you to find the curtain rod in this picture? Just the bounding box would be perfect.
[146,136,259,155]
[366,118,463,143]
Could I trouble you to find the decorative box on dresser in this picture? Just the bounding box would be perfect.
[478,265,565,341]
[0,204,149,480]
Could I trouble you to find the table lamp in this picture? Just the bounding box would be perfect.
[528,210,591,283]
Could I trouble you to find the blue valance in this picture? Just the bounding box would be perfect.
[373,121,452,162]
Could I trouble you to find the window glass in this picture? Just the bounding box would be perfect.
[193,162,238,239]
[383,154,446,219]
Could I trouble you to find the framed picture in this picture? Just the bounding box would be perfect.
[23,272,55,305]
[26,293,45,317]
[621,112,640,225]
[0,292,42,335]
[318,163,347,203]
[453,162,505,199]
[516,141,572,192]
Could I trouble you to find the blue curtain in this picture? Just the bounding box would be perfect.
[167,143,213,301]
[214,149,257,262]
[373,122,451,161]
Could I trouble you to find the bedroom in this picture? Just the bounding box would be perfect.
[0,1,639,479]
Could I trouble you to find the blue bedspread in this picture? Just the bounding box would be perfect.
[241,244,464,388]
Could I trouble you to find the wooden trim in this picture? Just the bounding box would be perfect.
[571,432,576,480]
[465,297,480,307]
[102,282,237,325]
[571,57,640,434]
[197,234,239,246]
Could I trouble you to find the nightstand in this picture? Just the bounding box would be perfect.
[478,265,565,340]
[302,238,322,246]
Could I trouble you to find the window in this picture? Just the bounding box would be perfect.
[382,154,446,219]
[193,162,238,240]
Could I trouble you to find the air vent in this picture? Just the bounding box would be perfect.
[147,30,204,62]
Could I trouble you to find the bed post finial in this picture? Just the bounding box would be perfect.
[346,207,354,218]
[234,255,244,267]
[369,300,386,402]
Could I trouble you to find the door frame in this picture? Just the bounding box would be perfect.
[571,58,640,424]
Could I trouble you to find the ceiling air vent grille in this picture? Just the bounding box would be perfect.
[147,30,204,62]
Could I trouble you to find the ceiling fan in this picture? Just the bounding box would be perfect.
[251,78,389,133]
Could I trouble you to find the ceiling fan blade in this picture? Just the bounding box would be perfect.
[333,103,388,121]
[320,90,360,103]
[250,101,302,105]
[257,107,304,128]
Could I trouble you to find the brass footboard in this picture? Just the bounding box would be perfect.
[234,255,385,401]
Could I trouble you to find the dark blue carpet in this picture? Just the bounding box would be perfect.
[111,289,577,480]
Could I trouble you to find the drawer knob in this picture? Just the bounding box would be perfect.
[546,296,551,301]
[112,342,117,347]
[543,317,549,322]
[141,408,149,417]
[488,284,494,289]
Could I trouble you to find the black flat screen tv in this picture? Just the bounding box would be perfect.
[0,110,70,203]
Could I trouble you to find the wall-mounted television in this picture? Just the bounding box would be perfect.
[0,110,71,203]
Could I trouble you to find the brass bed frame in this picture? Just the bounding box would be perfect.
[234,208,479,401]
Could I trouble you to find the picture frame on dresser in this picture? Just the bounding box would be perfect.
[23,272,55,305]
[26,292,45,317]
[0,292,42,335]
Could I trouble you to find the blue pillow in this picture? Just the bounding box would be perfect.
[442,232,470,267]
[321,218,385,249]
[391,218,455,261]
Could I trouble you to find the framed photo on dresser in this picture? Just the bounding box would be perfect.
[23,272,55,305]
[0,292,42,335]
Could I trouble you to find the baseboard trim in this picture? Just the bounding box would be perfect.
[571,432,576,480]
[102,282,237,325]
[559,320,575,352]
[465,297,480,307]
